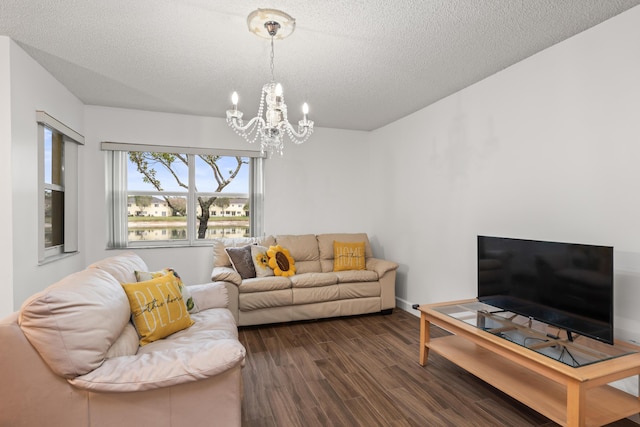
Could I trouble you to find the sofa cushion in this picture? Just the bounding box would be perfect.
[105,324,139,359]
[275,234,321,273]
[239,289,292,311]
[317,233,373,272]
[239,276,291,293]
[19,268,130,378]
[293,285,340,305]
[338,282,381,300]
[69,309,245,392]
[251,245,274,277]
[212,236,276,268]
[333,241,366,271]
[187,282,229,311]
[290,272,338,288]
[88,252,149,284]
[335,270,379,283]
[225,245,256,279]
[122,272,195,346]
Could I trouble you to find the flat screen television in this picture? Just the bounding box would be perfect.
[477,236,614,344]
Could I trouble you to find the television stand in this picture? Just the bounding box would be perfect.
[418,299,640,427]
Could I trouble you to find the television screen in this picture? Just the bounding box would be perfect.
[477,236,614,344]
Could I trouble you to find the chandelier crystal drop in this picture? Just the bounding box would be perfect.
[226,9,314,157]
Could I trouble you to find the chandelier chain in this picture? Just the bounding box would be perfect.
[269,36,276,82]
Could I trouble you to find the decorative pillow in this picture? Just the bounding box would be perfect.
[122,272,195,346]
[251,245,274,277]
[267,245,296,277]
[225,245,257,279]
[135,268,198,313]
[333,241,366,271]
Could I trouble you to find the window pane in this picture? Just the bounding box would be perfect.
[127,152,189,192]
[194,196,250,239]
[127,195,188,241]
[44,189,64,247]
[44,128,64,186]
[195,155,249,193]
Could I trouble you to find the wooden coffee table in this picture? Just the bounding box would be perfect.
[417,299,640,427]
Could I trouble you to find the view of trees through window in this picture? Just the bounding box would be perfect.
[127,152,251,242]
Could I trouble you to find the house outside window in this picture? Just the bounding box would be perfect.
[103,143,264,248]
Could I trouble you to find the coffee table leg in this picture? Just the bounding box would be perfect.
[419,311,430,366]
[566,380,585,427]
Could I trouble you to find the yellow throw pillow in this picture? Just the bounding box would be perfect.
[267,245,296,277]
[122,271,194,346]
[134,268,198,313]
[333,241,366,271]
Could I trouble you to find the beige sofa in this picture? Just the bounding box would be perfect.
[211,233,398,326]
[0,253,245,427]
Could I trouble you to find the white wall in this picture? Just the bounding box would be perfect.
[0,37,14,316]
[6,38,86,312]
[264,126,371,235]
[369,6,640,344]
[83,106,370,286]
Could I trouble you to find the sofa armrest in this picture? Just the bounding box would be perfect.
[188,282,229,311]
[69,338,246,392]
[366,258,399,278]
[211,266,242,287]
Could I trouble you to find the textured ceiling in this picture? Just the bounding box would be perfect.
[1,1,639,131]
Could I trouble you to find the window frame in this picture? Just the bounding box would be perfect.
[37,111,84,264]
[102,142,265,249]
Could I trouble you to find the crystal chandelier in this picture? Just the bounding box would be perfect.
[226,9,314,157]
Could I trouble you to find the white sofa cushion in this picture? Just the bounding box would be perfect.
[69,308,245,392]
[88,251,149,284]
[19,268,130,378]
[290,272,338,288]
[274,234,321,273]
[105,324,139,359]
[187,282,229,311]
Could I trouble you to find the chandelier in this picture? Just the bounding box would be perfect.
[226,9,314,157]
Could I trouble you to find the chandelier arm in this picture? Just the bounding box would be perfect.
[228,116,264,134]
[283,123,314,144]
[227,116,266,144]
[284,123,313,138]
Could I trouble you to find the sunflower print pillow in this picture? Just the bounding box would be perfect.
[267,245,296,277]
[251,245,274,277]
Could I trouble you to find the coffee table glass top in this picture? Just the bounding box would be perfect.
[432,301,636,367]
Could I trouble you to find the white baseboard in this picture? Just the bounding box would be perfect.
[396,297,419,317]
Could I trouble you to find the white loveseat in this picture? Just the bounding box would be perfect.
[0,252,245,427]
[211,233,398,326]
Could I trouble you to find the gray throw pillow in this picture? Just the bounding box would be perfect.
[225,245,256,279]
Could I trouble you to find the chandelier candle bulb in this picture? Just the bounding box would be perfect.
[302,103,309,122]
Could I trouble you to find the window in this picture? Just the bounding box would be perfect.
[37,111,84,263]
[103,143,264,248]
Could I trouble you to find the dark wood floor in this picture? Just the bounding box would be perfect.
[238,309,639,427]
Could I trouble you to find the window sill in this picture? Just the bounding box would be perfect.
[38,251,79,266]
